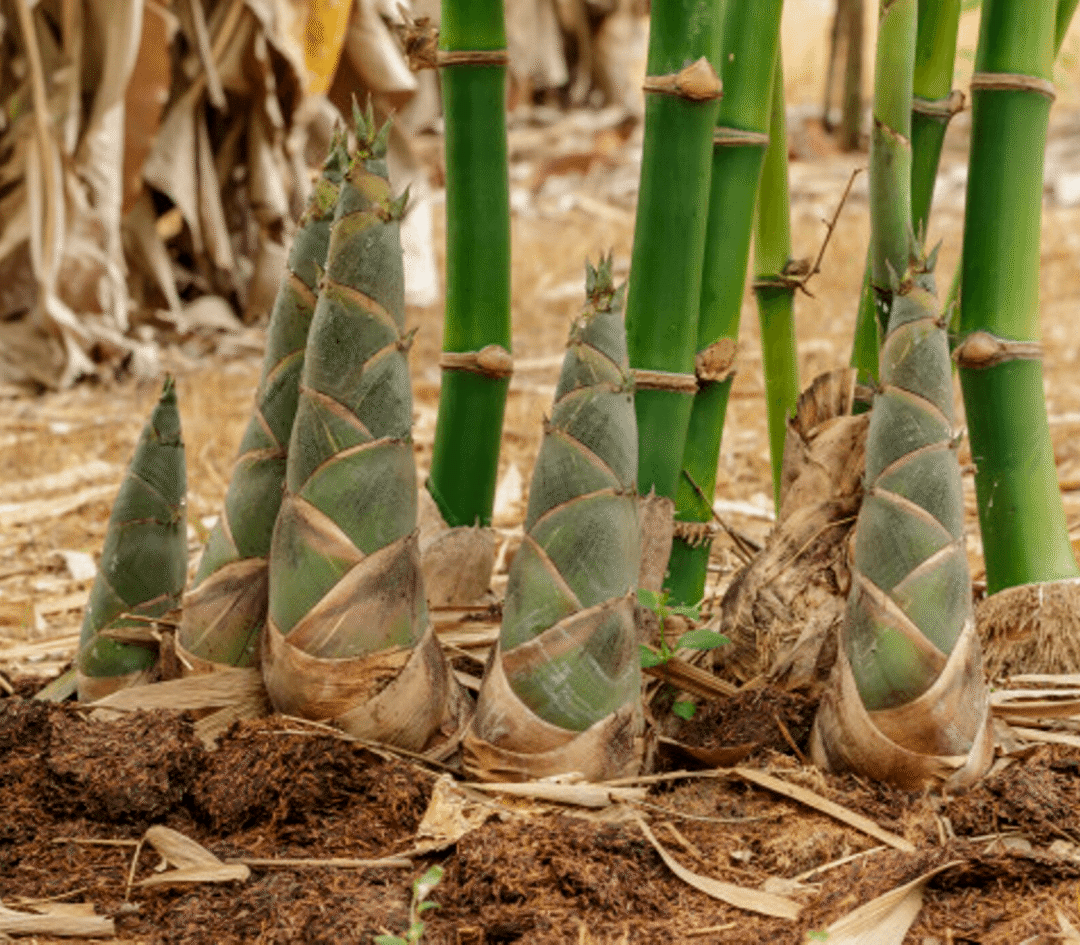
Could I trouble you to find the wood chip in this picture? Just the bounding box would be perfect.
[732,767,915,853]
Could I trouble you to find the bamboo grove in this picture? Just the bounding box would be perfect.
[63,0,1080,792]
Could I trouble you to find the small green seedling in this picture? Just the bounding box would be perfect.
[636,588,729,720]
[807,931,829,942]
[374,865,444,945]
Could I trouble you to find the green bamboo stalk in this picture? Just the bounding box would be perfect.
[812,0,990,789]
[753,50,800,510]
[850,0,963,383]
[625,0,724,505]
[263,109,462,749]
[956,0,1078,593]
[666,0,785,605]
[426,0,511,532]
[464,258,643,780]
[179,136,347,670]
[77,377,187,701]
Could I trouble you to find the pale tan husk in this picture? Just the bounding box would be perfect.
[179,556,268,674]
[810,617,993,790]
[418,485,496,607]
[262,621,469,754]
[716,369,867,687]
[976,578,1080,679]
[462,642,644,782]
[75,667,153,703]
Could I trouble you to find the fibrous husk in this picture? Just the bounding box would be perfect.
[464,256,643,782]
[976,578,1080,679]
[179,136,349,672]
[812,269,992,791]
[634,490,674,641]
[714,369,868,687]
[810,617,994,791]
[77,377,188,701]
[418,487,497,607]
[464,643,643,781]
[262,108,466,753]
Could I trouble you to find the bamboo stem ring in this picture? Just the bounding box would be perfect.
[436,49,509,67]
[712,128,770,147]
[631,368,699,394]
[953,330,1044,369]
[694,338,737,384]
[912,90,965,120]
[672,520,717,548]
[643,58,723,102]
[440,345,513,378]
[970,72,1056,101]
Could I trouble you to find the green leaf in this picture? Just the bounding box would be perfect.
[807,932,829,942]
[373,936,406,945]
[406,921,426,942]
[672,700,696,720]
[666,603,701,621]
[675,628,729,651]
[639,645,667,669]
[413,865,443,900]
[636,587,663,612]
[417,902,439,914]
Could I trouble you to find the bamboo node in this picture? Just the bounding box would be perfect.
[712,127,769,147]
[436,49,509,68]
[643,57,722,102]
[912,90,965,120]
[753,274,803,291]
[953,331,1043,369]
[630,368,698,394]
[673,520,717,548]
[970,72,1056,101]
[396,18,440,71]
[695,338,736,384]
[440,345,514,378]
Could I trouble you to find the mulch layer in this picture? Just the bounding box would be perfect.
[4,691,1080,944]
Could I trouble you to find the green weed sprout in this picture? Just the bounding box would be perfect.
[636,588,728,719]
[374,865,444,945]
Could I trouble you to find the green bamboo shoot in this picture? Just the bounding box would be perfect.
[667,0,784,605]
[465,259,642,781]
[179,136,347,671]
[263,108,465,751]
[811,0,991,790]
[77,377,187,701]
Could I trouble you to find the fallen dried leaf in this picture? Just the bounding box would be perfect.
[138,826,250,887]
[634,816,801,920]
[819,861,961,944]
[733,767,915,853]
